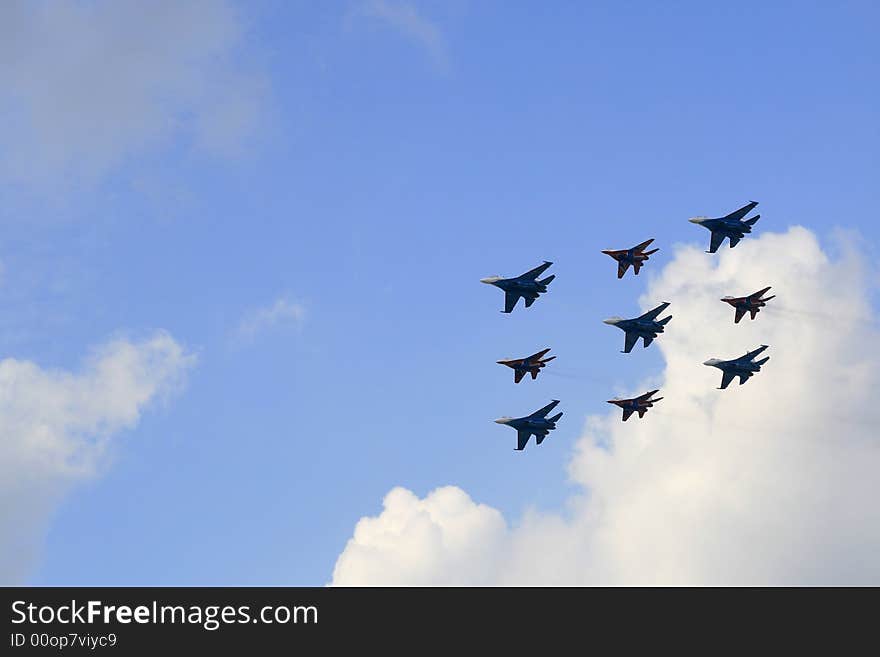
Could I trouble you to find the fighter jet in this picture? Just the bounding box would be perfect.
[603,302,672,353]
[601,239,659,279]
[721,286,775,323]
[494,400,563,451]
[497,348,556,383]
[607,389,663,422]
[689,201,761,253]
[704,345,770,389]
[480,261,555,313]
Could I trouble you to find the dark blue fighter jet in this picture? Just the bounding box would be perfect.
[497,348,556,383]
[721,286,775,323]
[494,400,563,451]
[689,201,761,253]
[601,238,659,278]
[607,389,663,421]
[603,302,672,353]
[480,261,555,313]
[704,345,770,389]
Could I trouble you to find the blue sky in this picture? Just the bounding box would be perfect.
[2,1,878,585]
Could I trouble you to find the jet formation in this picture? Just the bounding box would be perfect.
[689,201,761,253]
[601,238,658,278]
[603,302,672,353]
[607,389,663,422]
[494,400,563,451]
[480,261,555,313]
[486,200,772,447]
[497,348,555,383]
[721,286,775,323]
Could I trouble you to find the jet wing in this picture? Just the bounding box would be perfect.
[617,260,630,278]
[722,201,759,222]
[514,370,526,384]
[743,345,769,360]
[503,291,521,313]
[720,370,736,389]
[622,408,634,421]
[708,230,725,254]
[734,307,747,323]
[632,238,655,252]
[527,348,552,361]
[623,331,639,354]
[530,399,560,418]
[632,261,642,275]
[515,430,532,451]
[639,302,670,321]
[518,261,553,280]
[749,286,772,300]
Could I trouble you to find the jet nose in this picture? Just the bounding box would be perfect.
[480,277,497,285]
[494,418,510,425]
[688,217,704,224]
[703,359,717,366]
[602,318,618,325]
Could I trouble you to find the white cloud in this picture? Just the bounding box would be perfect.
[0,0,268,185]
[237,297,306,341]
[332,227,880,585]
[356,0,448,69]
[332,486,508,585]
[0,331,195,583]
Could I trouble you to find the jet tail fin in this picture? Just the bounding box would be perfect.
[547,412,563,423]
[754,356,770,366]
[658,315,673,326]
[642,248,659,256]
[744,215,760,226]
[538,274,555,286]
[763,295,776,302]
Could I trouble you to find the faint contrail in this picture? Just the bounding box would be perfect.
[544,368,618,385]
[765,304,879,326]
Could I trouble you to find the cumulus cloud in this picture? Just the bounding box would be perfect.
[0,331,195,583]
[354,0,448,69]
[236,297,306,341]
[0,0,267,185]
[332,486,508,585]
[332,227,880,585]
